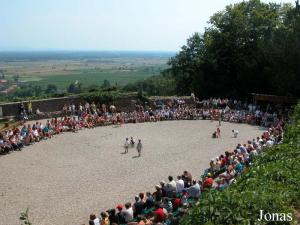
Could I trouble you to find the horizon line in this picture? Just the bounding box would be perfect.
[0,49,177,53]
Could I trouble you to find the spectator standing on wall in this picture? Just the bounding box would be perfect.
[19,102,28,120]
[27,101,32,115]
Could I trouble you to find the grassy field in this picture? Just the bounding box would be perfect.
[0,51,172,89]
[26,69,163,89]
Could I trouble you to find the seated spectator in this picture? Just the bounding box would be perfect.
[136,215,152,225]
[153,185,163,202]
[160,180,167,197]
[153,202,166,223]
[164,212,179,225]
[116,205,126,224]
[202,173,213,190]
[181,189,189,207]
[100,212,110,225]
[36,108,44,116]
[183,171,192,187]
[219,165,236,184]
[162,197,173,213]
[133,195,145,218]
[121,202,134,223]
[214,177,229,191]
[187,180,201,198]
[171,194,182,211]
[176,175,184,194]
[233,160,244,174]
[145,192,155,209]
[106,209,118,224]
[89,214,100,225]
[165,176,177,197]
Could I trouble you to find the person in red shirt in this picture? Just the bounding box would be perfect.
[153,202,166,223]
[172,193,182,211]
[203,173,213,189]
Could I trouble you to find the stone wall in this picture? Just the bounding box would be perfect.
[0,95,192,118]
[0,95,140,118]
[0,96,81,117]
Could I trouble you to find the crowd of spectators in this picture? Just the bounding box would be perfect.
[0,98,288,224]
[86,111,284,225]
[1,98,288,155]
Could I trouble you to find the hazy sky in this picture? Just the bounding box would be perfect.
[0,0,295,52]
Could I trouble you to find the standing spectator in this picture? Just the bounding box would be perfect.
[71,103,76,116]
[27,101,33,115]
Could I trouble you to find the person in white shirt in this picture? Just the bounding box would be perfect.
[166,176,177,197]
[266,139,274,147]
[232,129,239,138]
[89,214,100,225]
[121,202,134,223]
[124,138,130,153]
[130,137,135,147]
[176,175,185,193]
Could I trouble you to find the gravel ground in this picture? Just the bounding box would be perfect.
[0,120,264,225]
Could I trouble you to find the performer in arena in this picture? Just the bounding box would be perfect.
[232,129,239,138]
[136,139,143,157]
[124,138,130,153]
[130,137,135,147]
[217,127,221,138]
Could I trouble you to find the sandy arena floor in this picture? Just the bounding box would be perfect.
[0,120,264,225]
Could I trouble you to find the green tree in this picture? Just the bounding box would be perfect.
[101,79,111,89]
[67,82,82,94]
[45,84,57,94]
[168,0,300,98]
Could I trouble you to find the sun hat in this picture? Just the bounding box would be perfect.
[160,180,166,185]
[155,184,161,189]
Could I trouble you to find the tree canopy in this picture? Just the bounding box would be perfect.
[168,0,300,98]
